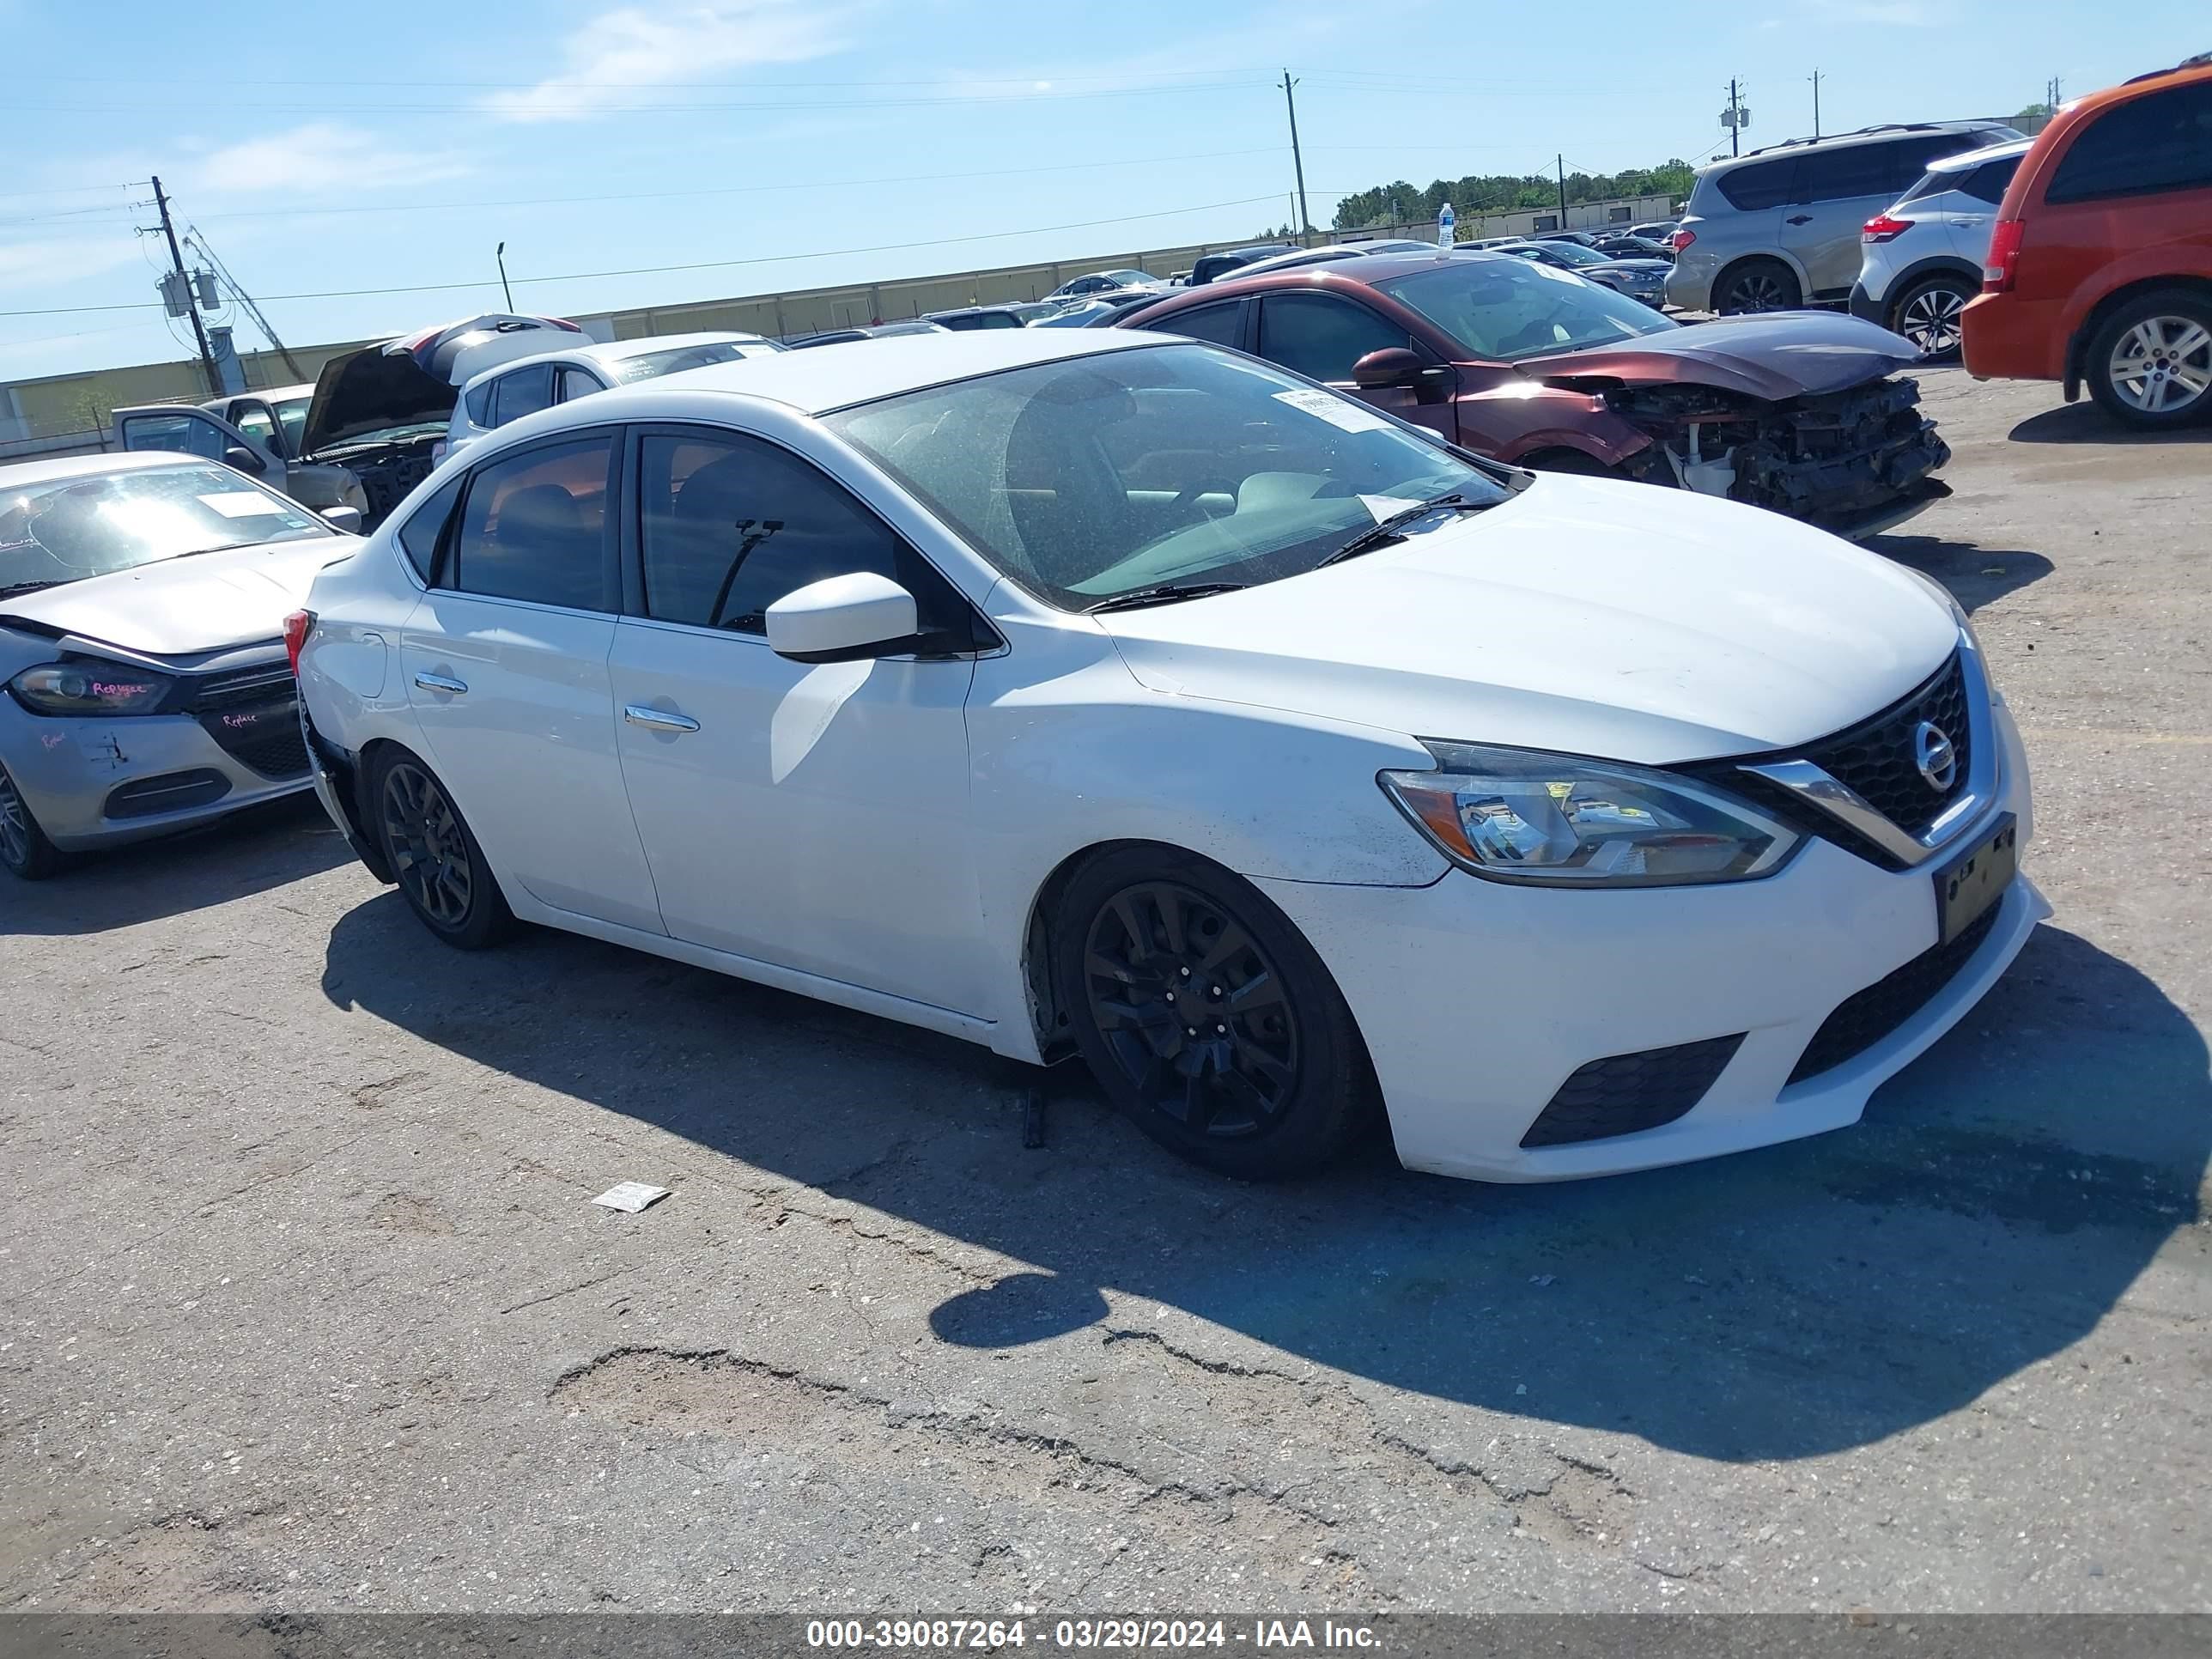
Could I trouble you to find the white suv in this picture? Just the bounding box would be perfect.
[442,331,784,462]
[1850,138,2032,359]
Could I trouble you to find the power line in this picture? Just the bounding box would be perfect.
[0,192,1294,319]
[0,179,143,202]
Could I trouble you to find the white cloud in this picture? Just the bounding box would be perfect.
[0,235,145,295]
[186,123,469,195]
[485,3,850,124]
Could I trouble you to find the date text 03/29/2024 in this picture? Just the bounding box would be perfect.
[805,1619,1382,1650]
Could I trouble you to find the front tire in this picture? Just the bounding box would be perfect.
[0,763,69,880]
[1889,273,1973,361]
[368,746,514,949]
[1713,258,1802,315]
[2085,289,2212,428]
[1054,847,1372,1180]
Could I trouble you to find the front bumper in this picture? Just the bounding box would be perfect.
[0,696,313,851]
[1255,696,2039,1182]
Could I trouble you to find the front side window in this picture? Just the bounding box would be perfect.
[446,436,614,610]
[2046,82,2212,204]
[229,402,278,448]
[634,431,970,644]
[1256,294,1416,382]
[273,395,311,455]
[118,411,226,461]
[825,343,1512,612]
[1375,257,1674,362]
[0,463,330,596]
[491,364,556,428]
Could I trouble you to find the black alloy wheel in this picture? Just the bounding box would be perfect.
[372,750,512,948]
[1716,259,1802,314]
[1056,849,1371,1179]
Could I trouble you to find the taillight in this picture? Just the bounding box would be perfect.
[283,610,315,676]
[1863,213,1912,244]
[1983,218,2025,291]
[1670,227,1696,252]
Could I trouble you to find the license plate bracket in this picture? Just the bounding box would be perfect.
[1933,814,2016,946]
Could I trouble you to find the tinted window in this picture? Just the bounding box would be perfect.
[463,380,494,425]
[1795,142,1895,202]
[634,432,969,644]
[555,366,607,401]
[1145,301,1243,347]
[2047,83,2212,204]
[1962,155,2022,204]
[396,473,464,581]
[447,437,613,610]
[1716,158,1795,210]
[1257,294,1414,381]
[490,363,556,428]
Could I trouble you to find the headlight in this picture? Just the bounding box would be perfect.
[1379,741,1801,887]
[7,663,175,716]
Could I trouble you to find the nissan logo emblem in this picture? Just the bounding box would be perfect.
[1914,720,1958,792]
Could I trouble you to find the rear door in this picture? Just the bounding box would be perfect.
[397,428,665,933]
[605,424,990,1012]
[1782,142,1900,296]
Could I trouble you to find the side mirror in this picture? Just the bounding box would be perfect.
[222,444,268,475]
[766,572,920,664]
[319,505,364,534]
[1352,348,1431,390]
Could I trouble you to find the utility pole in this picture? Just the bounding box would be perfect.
[1727,78,1745,155]
[186,228,301,380]
[496,242,515,311]
[151,175,219,397]
[1810,69,1823,139]
[1280,70,1312,246]
[1556,155,1568,222]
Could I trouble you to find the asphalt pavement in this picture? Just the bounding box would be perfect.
[0,371,2206,1614]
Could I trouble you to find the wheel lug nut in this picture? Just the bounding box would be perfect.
[1179,967,1191,977]
[1186,1027,1197,1037]
[1165,991,1176,1003]
[1215,1024,1226,1034]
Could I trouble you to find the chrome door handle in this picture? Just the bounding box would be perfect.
[624,704,700,732]
[413,672,467,694]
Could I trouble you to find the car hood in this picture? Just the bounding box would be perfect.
[1091,475,1959,765]
[1589,258,1672,273]
[1523,312,1922,400]
[0,538,338,659]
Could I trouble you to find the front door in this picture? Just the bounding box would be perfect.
[606,426,988,1014]
[1254,291,1457,442]
[397,428,665,934]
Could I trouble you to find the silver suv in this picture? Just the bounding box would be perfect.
[1668,120,2024,314]
[1850,138,2033,359]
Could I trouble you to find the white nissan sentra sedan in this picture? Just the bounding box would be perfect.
[293,328,2040,1184]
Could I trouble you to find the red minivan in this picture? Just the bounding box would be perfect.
[1961,54,2212,427]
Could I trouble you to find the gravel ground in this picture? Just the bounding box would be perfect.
[1,371,2207,1616]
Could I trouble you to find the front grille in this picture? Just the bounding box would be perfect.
[183,664,294,714]
[1787,902,2002,1085]
[104,769,230,820]
[1520,1033,1746,1148]
[1799,653,1972,837]
[197,702,310,778]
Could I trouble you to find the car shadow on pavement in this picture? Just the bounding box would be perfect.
[1867,533,2052,614]
[321,903,2209,1465]
[2007,402,2212,445]
[1,795,348,936]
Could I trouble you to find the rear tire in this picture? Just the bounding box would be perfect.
[1713,258,1802,315]
[368,745,514,950]
[2084,289,2212,428]
[1888,272,1974,361]
[1053,846,1373,1181]
[0,763,69,880]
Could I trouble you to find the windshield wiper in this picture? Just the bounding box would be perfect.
[0,579,64,599]
[1084,580,1249,614]
[1317,491,1496,568]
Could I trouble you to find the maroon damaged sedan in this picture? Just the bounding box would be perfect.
[1112,250,1950,540]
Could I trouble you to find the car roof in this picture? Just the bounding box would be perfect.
[1710,118,2013,170]
[1927,136,2035,173]
[456,331,775,391]
[0,450,210,487]
[1140,248,1516,304]
[560,326,1165,417]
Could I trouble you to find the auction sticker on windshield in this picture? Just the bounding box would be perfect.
[1273,387,1395,433]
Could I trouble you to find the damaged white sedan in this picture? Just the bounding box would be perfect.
[295,328,2040,1183]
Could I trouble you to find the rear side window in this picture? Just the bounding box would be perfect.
[1961,155,2021,204]
[490,363,556,428]
[2045,82,2212,204]
[555,366,607,402]
[447,435,615,610]
[396,473,464,581]
[1794,143,1895,203]
[463,380,494,426]
[1716,158,1795,210]
[1144,300,1243,347]
[633,431,973,645]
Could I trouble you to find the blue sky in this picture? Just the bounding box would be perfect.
[1,0,2197,381]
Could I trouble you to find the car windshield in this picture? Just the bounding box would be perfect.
[273,395,311,453]
[0,463,331,594]
[1375,258,1677,362]
[611,341,777,383]
[824,343,1512,611]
